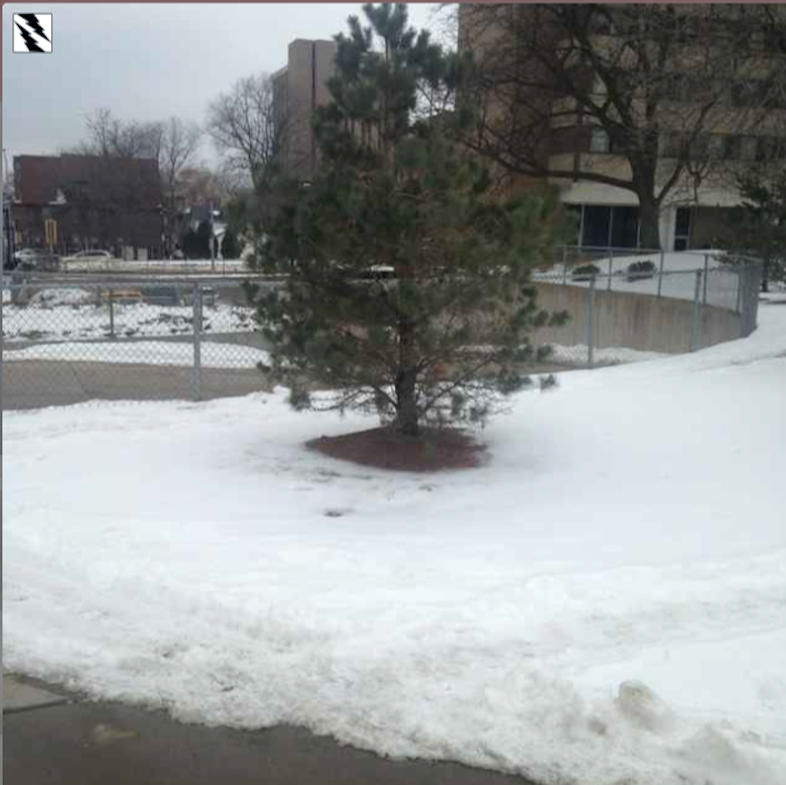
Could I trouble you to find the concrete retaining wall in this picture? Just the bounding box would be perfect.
[533,282,742,355]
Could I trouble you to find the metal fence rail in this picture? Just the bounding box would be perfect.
[1,259,762,409]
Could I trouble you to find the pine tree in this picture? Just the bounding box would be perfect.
[728,170,786,293]
[221,227,240,259]
[181,228,202,260]
[252,3,568,437]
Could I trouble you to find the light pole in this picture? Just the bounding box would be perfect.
[209,201,215,272]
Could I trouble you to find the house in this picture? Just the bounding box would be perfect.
[12,153,164,260]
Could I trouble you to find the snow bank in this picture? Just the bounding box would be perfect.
[3,304,786,785]
[550,343,666,366]
[28,287,93,307]
[3,340,270,369]
[2,300,257,342]
[535,251,741,308]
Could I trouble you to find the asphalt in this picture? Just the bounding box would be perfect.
[3,672,538,785]
[1,359,274,410]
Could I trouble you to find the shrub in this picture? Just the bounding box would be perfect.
[626,260,657,281]
[571,263,601,281]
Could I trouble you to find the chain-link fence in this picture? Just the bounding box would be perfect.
[531,248,761,368]
[1,253,762,409]
[2,275,276,409]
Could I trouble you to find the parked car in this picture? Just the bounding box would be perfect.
[12,248,60,271]
[12,248,43,266]
[62,249,114,264]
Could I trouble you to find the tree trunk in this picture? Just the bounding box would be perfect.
[638,193,661,250]
[394,368,419,436]
[394,315,420,437]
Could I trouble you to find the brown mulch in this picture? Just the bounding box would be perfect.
[306,426,488,473]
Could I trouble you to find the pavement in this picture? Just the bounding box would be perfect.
[1,359,274,410]
[2,670,537,785]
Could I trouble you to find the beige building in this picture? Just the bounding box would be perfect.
[459,4,786,251]
[272,39,337,179]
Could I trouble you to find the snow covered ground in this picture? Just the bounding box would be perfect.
[535,251,742,310]
[2,295,257,342]
[3,340,271,369]
[3,301,786,785]
[1,339,658,370]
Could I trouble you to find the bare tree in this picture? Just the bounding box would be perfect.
[206,73,289,192]
[457,4,785,248]
[158,117,202,253]
[79,108,163,161]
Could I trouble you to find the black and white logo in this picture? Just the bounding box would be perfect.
[13,13,53,53]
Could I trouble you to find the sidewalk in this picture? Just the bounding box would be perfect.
[3,670,537,785]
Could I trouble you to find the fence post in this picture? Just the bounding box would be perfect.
[587,274,596,368]
[109,288,115,338]
[607,248,613,291]
[736,268,743,314]
[657,250,665,298]
[562,246,568,286]
[702,253,709,305]
[690,270,702,352]
[192,283,202,401]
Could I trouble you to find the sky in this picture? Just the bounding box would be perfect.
[2,3,445,168]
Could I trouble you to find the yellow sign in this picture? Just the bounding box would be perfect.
[44,218,57,247]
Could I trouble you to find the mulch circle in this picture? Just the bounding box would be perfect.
[306,426,488,473]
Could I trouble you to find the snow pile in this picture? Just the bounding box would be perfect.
[3,340,270,369]
[27,287,94,307]
[549,342,666,366]
[2,301,257,342]
[3,304,786,785]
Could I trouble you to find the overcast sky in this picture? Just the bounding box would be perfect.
[2,3,444,167]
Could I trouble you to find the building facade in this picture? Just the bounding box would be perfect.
[12,154,164,259]
[272,38,337,179]
[459,4,786,251]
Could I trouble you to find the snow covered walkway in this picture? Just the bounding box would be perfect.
[3,299,786,785]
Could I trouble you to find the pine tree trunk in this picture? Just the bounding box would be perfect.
[394,315,420,437]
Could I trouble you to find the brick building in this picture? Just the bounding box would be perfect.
[272,38,337,179]
[12,154,164,259]
[459,4,786,251]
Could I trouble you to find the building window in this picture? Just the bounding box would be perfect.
[674,207,692,251]
[590,128,611,153]
[740,137,758,161]
[579,205,641,250]
[659,132,683,158]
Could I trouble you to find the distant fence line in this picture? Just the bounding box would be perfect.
[1,254,763,410]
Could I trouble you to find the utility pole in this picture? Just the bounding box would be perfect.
[209,201,215,272]
[2,148,15,269]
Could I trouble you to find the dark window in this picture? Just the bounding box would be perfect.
[723,136,741,160]
[582,206,612,248]
[611,206,639,249]
[675,207,692,251]
[659,132,683,158]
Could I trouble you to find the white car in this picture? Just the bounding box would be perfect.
[63,249,114,263]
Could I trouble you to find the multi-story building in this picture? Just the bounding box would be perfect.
[272,38,337,179]
[459,4,786,251]
[12,153,163,259]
